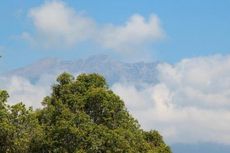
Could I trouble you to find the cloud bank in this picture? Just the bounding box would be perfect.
[0,74,54,108]
[23,0,164,51]
[112,54,230,144]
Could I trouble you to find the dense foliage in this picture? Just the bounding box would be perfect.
[0,73,171,153]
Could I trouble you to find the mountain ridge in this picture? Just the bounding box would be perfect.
[5,55,159,85]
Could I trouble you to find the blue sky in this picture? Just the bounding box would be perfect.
[0,0,230,72]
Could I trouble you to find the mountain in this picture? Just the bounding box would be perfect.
[5,55,159,85]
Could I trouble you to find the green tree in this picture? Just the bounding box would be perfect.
[0,73,172,153]
[0,90,44,153]
[0,90,13,152]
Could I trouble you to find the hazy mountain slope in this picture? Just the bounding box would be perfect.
[5,55,159,85]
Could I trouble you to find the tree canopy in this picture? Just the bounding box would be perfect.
[0,73,171,153]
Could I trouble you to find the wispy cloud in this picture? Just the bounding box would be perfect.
[22,0,164,52]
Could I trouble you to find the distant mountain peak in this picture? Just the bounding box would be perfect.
[5,55,159,85]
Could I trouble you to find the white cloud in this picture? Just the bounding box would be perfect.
[28,0,95,48]
[24,0,164,51]
[157,55,230,109]
[0,74,54,108]
[97,14,164,52]
[112,54,230,144]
